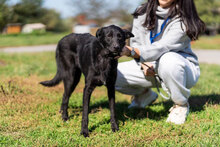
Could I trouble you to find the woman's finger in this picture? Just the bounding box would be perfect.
[146,69,155,76]
[141,64,155,76]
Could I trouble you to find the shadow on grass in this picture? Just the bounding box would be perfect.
[68,94,220,132]
[188,94,220,111]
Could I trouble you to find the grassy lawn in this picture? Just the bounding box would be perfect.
[0,32,70,48]
[0,33,220,50]
[191,35,220,49]
[0,52,219,146]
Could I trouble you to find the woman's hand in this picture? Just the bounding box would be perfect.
[141,62,155,76]
[120,46,140,58]
[120,46,131,57]
[120,46,154,76]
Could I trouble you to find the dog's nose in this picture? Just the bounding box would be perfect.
[114,46,120,50]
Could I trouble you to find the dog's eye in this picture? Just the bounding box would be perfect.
[107,33,113,38]
[117,34,122,39]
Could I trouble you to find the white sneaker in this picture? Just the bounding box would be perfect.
[166,103,189,125]
[128,89,158,109]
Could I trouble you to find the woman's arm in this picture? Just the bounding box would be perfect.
[123,46,140,58]
[139,22,190,62]
[124,19,190,62]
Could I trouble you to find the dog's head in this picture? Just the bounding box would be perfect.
[96,25,134,56]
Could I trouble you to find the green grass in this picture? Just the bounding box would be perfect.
[0,33,220,49]
[0,52,219,146]
[0,32,70,48]
[192,35,220,49]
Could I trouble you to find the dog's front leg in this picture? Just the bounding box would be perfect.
[107,85,119,132]
[81,85,95,137]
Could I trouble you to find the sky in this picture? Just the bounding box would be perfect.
[9,0,143,18]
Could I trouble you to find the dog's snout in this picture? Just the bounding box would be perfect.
[114,46,120,50]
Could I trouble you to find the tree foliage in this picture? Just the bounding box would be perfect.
[40,9,66,32]
[108,0,133,25]
[10,0,44,24]
[0,0,10,31]
[0,0,66,32]
[70,0,110,25]
[194,0,220,26]
[70,0,134,26]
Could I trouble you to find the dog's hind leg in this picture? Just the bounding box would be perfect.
[80,84,96,137]
[107,85,119,132]
[60,68,81,121]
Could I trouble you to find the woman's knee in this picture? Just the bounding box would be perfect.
[158,52,186,79]
[116,60,143,88]
[116,60,154,92]
[116,60,138,87]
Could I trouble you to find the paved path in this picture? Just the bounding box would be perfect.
[0,45,219,65]
[0,44,56,53]
[194,50,220,65]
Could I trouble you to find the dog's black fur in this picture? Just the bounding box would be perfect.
[40,25,134,137]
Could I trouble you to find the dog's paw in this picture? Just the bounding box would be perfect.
[62,117,69,122]
[111,124,119,132]
[80,130,89,137]
[59,110,69,122]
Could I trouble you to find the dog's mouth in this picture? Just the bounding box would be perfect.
[112,51,122,59]
[111,51,120,56]
[106,51,121,59]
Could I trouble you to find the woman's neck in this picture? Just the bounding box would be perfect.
[160,5,172,9]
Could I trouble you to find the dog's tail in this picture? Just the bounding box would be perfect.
[40,45,63,87]
[40,71,62,87]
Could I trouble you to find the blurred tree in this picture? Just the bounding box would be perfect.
[0,0,10,31]
[40,9,67,32]
[195,0,220,27]
[70,0,134,26]
[21,0,43,6]
[108,0,133,25]
[10,0,44,24]
[7,0,66,32]
[70,0,110,25]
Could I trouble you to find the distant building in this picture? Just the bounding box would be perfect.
[3,23,22,34]
[75,14,97,26]
[103,18,125,27]
[73,25,90,34]
[22,23,46,33]
[72,14,98,35]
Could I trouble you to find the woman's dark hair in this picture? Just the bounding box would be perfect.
[133,0,205,40]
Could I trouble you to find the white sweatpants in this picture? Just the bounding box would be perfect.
[115,52,200,105]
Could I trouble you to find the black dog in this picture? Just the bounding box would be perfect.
[40,25,134,137]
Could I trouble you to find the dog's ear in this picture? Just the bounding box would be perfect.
[96,28,103,40]
[123,29,134,39]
